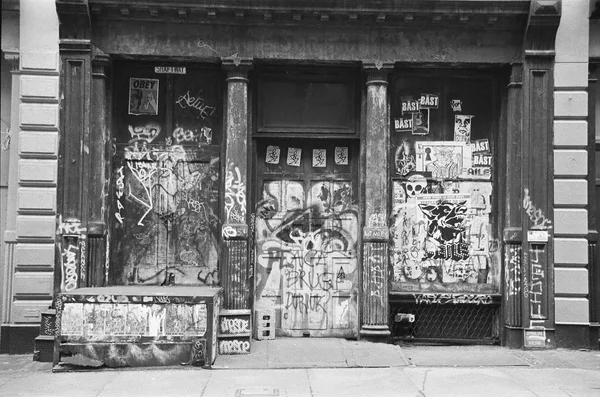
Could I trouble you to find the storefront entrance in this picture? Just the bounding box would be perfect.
[253,140,360,337]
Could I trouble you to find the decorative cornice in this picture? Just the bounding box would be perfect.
[56,0,92,41]
[523,0,562,55]
[86,0,530,30]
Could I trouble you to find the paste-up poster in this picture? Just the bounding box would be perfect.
[394,140,416,176]
[312,149,326,167]
[412,109,430,136]
[129,78,159,115]
[265,145,281,164]
[287,147,302,167]
[466,138,492,179]
[334,147,348,165]
[454,114,473,142]
[415,141,471,179]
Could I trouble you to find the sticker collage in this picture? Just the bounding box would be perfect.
[391,94,495,287]
[264,145,350,167]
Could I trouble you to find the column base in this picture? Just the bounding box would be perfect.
[503,326,523,348]
[359,325,390,343]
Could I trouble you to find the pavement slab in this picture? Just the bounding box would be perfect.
[0,370,119,397]
[404,367,538,397]
[96,368,212,397]
[201,368,311,397]
[308,367,420,397]
[499,368,600,397]
[401,345,530,367]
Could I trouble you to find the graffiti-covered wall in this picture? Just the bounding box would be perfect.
[108,63,223,287]
[390,73,501,294]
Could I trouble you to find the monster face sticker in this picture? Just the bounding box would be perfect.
[404,174,427,198]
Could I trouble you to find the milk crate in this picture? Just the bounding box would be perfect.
[255,309,275,340]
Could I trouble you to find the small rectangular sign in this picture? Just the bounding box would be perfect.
[528,230,549,243]
[524,329,546,348]
[155,66,187,74]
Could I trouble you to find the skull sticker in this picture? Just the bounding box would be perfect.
[404,174,427,197]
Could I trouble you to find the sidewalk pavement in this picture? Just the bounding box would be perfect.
[1,339,599,397]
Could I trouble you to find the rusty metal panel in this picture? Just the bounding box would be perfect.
[223,240,249,310]
[362,242,388,326]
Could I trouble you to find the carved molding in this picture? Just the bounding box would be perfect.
[91,46,110,77]
[86,0,530,30]
[56,0,92,42]
[363,61,393,85]
[3,50,19,71]
[523,0,562,55]
[222,57,253,81]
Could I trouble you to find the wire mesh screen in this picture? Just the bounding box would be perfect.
[390,298,500,343]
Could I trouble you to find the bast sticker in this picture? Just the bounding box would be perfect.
[419,93,439,109]
[129,78,159,116]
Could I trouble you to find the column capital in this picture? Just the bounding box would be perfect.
[222,56,253,81]
[508,63,523,88]
[3,50,19,71]
[92,46,110,78]
[363,61,394,85]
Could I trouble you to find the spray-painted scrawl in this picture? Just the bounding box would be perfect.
[254,179,358,336]
[112,141,220,287]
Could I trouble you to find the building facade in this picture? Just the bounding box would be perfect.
[1,0,599,360]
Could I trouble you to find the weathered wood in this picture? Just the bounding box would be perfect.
[519,0,561,343]
[360,63,392,340]
[56,0,93,295]
[92,21,523,64]
[221,58,252,310]
[503,64,524,345]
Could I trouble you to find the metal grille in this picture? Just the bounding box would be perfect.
[390,301,500,343]
[40,310,56,336]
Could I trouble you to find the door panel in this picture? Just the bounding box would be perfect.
[112,146,220,286]
[254,141,359,337]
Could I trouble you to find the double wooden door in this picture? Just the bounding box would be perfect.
[254,140,360,337]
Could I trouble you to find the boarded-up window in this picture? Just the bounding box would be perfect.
[388,71,501,294]
[110,62,223,286]
[257,70,357,134]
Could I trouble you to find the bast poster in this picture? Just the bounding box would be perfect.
[129,78,159,116]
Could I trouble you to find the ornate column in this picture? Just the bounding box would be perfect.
[221,57,252,310]
[87,47,110,287]
[503,63,524,347]
[519,0,561,348]
[55,0,92,295]
[360,62,393,341]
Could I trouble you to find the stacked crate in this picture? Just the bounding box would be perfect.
[217,309,252,355]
